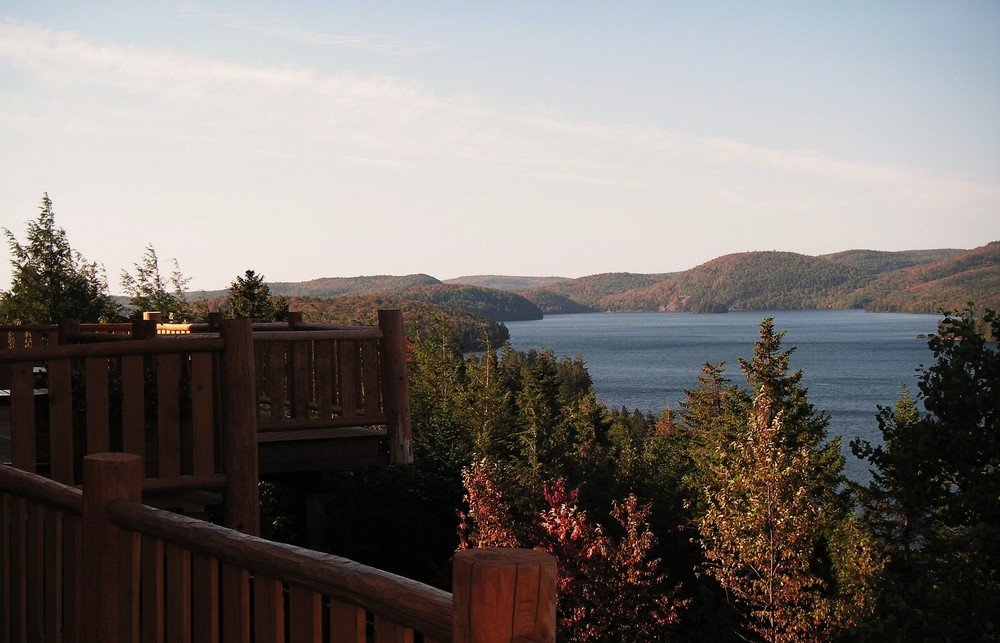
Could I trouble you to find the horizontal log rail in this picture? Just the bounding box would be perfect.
[109,498,454,641]
[0,458,83,512]
[1,455,557,642]
[0,335,225,362]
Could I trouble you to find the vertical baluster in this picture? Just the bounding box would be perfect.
[190,353,215,478]
[47,359,74,483]
[84,357,110,454]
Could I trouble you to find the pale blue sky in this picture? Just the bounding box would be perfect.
[1,1,998,291]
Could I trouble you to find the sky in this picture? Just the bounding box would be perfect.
[1,2,998,292]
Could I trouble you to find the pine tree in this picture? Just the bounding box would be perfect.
[1,193,120,323]
[695,319,874,641]
[852,307,1000,639]
[120,244,190,321]
[227,269,289,322]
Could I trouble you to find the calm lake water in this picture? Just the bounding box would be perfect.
[505,310,941,482]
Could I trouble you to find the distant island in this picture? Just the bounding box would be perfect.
[188,242,999,322]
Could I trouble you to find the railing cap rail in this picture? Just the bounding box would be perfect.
[107,498,454,641]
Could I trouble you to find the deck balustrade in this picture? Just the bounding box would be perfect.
[1,454,557,642]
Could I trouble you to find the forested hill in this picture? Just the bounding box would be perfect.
[190,274,544,322]
[267,274,440,297]
[443,275,569,290]
[519,243,998,314]
[187,243,997,319]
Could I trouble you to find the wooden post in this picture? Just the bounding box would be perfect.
[57,319,80,345]
[82,453,142,643]
[378,309,413,464]
[131,319,157,340]
[219,318,260,535]
[452,549,557,643]
[287,311,304,329]
[142,312,162,323]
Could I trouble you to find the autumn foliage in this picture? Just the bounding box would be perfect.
[459,458,684,641]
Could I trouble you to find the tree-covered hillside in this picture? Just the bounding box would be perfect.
[401,284,543,321]
[821,248,963,277]
[286,294,509,350]
[597,252,866,312]
[519,288,595,314]
[520,244,997,314]
[268,274,441,297]
[444,275,569,291]
[180,245,996,319]
[522,272,675,312]
[842,242,1000,312]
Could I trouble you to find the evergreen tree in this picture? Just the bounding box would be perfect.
[1,193,120,323]
[695,319,876,641]
[407,318,475,475]
[514,349,565,477]
[227,269,289,322]
[120,244,190,321]
[677,361,740,507]
[464,343,519,459]
[852,307,1000,640]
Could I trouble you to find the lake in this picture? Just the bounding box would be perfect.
[505,310,941,482]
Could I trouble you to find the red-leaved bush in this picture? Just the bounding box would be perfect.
[459,458,685,642]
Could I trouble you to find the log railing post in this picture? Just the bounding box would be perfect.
[131,319,157,340]
[57,319,80,345]
[452,549,557,643]
[82,453,142,643]
[219,318,260,535]
[378,309,413,464]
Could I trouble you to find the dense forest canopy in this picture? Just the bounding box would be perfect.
[521,244,999,314]
[278,306,998,641]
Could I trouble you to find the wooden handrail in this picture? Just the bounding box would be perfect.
[108,499,454,641]
[3,454,558,643]
[0,462,83,514]
[251,328,383,342]
[0,336,225,362]
[2,310,413,532]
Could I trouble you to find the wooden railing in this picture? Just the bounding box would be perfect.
[2,311,414,532]
[0,319,261,533]
[1,454,558,643]
[3,311,412,459]
[251,310,413,471]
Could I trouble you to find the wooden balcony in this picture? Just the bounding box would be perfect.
[1,311,412,533]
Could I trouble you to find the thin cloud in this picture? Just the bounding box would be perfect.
[1,20,996,219]
[178,4,444,54]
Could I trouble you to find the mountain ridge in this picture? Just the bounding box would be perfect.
[187,244,998,318]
